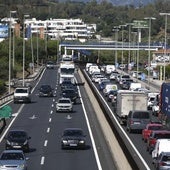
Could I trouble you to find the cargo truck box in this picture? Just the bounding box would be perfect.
[116,90,148,124]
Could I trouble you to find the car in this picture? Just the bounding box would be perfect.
[126,110,151,133]
[152,139,170,165]
[146,130,170,154]
[0,150,28,170]
[107,90,118,102]
[61,128,86,149]
[13,87,31,103]
[5,130,31,152]
[109,71,119,80]
[56,97,73,112]
[39,84,53,97]
[61,89,79,104]
[142,123,163,142]
[155,151,170,170]
[46,61,55,69]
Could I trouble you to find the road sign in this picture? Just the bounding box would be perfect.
[0,105,12,118]
[133,20,148,29]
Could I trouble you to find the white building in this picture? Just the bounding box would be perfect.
[25,18,96,42]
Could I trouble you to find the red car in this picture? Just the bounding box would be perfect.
[146,130,170,154]
[142,123,163,143]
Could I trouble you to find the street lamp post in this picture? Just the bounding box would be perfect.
[119,25,127,65]
[23,14,30,87]
[160,13,170,81]
[113,26,119,69]
[8,10,16,93]
[144,17,156,88]
[126,23,134,72]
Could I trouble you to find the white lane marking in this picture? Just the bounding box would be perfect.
[44,140,48,147]
[51,104,54,107]
[47,127,50,133]
[0,104,25,143]
[66,114,72,119]
[29,115,37,119]
[50,110,53,114]
[76,78,103,170]
[53,99,55,102]
[40,156,45,165]
[49,118,52,122]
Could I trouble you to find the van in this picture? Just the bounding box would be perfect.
[152,139,170,164]
[126,110,151,133]
[103,83,118,97]
[129,82,142,91]
[85,63,93,72]
[13,87,31,103]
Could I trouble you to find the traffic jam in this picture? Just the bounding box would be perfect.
[85,62,170,170]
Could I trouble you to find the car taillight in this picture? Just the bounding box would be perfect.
[159,162,167,166]
[130,120,134,125]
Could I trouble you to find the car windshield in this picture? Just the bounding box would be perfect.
[133,112,150,119]
[59,99,70,103]
[64,130,83,136]
[41,85,51,90]
[8,131,27,139]
[1,153,24,160]
[162,155,170,161]
[15,89,27,93]
[148,126,162,130]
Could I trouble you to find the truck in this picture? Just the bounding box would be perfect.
[116,90,148,125]
[159,83,170,123]
[58,61,75,84]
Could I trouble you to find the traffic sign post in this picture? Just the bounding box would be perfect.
[0,105,12,118]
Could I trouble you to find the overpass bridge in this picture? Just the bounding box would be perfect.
[59,42,163,55]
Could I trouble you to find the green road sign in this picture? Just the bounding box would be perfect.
[0,105,12,118]
[133,20,148,29]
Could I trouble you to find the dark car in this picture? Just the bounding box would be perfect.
[60,80,76,91]
[61,128,86,149]
[62,89,79,103]
[5,130,31,152]
[46,61,55,69]
[39,84,53,97]
[126,110,151,133]
[107,90,118,102]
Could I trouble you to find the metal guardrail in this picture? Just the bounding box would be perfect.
[0,66,45,107]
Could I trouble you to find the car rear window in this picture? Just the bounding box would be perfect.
[133,112,150,119]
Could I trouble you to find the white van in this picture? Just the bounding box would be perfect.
[103,83,118,96]
[152,139,170,164]
[129,82,141,91]
[85,63,93,72]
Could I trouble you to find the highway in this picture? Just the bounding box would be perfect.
[0,67,118,170]
[85,69,161,170]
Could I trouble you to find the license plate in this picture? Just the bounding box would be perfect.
[134,122,140,124]
[70,144,77,146]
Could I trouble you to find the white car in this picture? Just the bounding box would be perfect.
[56,98,73,112]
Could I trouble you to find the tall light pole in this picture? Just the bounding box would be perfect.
[144,17,156,87]
[119,25,127,65]
[126,23,134,72]
[23,14,30,87]
[113,26,119,69]
[8,10,16,93]
[160,13,170,81]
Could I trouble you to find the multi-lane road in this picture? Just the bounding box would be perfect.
[0,67,118,170]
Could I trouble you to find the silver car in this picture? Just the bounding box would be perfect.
[0,150,28,170]
[56,97,73,112]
